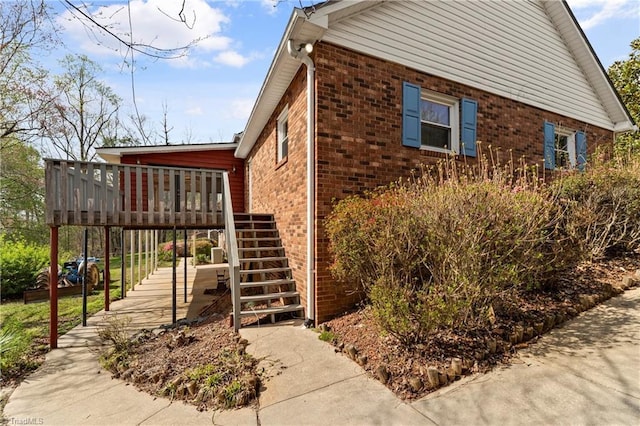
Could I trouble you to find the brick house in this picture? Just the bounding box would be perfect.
[232,0,634,326]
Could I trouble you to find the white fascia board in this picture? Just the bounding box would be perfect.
[235,5,356,159]
[313,0,384,25]
[614,122,636,133]
[96,143,238,164]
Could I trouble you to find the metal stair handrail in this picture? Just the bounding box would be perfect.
[222,172,241,331]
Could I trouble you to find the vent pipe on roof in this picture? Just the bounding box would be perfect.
[287,39,316,327]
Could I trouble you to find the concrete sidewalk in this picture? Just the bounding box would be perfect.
[4,263,640,426]
[3,260,221,426]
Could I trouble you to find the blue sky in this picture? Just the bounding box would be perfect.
[48,0,640,144]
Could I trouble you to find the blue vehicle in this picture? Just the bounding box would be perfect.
[35,257,101,290]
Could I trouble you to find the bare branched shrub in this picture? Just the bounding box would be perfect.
[97,314,133,370]
[327,148,579,344]
[557,154,640,259]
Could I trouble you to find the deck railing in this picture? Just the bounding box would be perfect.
[45,159,224,228]
[222,172,241,331]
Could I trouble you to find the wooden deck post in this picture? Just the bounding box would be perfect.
[104,226,110,311]
[49,226,59,349]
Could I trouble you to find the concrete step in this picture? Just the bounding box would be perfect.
[240,267,290,275]
[239,303,303,317]
[240,291,299,303]
[239,278,295,289]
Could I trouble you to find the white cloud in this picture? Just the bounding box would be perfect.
[261,0,280,15]
[185,106,203,116]
[214,50,252,67]
[59,0,232,61]
[567,0,638,30]
[229,99,254,120]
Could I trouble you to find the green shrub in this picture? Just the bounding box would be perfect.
[326,158,577,343]
[318,330,337,342]
[159,239,213,260]
[193,253,210,265]
[556,156,640,259]
[0,235,50,298]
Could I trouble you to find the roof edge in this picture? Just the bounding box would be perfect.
[553,0,635,130]
[235,9,308,159]
[96,143,238,164]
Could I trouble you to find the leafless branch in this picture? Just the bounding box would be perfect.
[60,0,204,60]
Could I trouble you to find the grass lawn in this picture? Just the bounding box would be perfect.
[0,253,171,383]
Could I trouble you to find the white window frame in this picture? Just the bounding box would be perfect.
[555,127,576,169]
[419,91,460,154]
[277,106,289,162]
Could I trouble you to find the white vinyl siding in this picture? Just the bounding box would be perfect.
[322,0,612,130]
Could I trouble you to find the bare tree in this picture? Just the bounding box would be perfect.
[42,54,121,162]
[0,1,60,141]
[161,101,174,145]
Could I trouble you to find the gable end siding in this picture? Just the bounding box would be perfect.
[321,0,613,130]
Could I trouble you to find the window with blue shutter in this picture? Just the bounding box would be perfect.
[402,82,421,148]
[543,121,556,170]
[576,131,587,171]
[461,98,478,157]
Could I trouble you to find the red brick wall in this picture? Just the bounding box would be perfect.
[246,68,310,313]
[312,42,613,322]
[246,41,614,324]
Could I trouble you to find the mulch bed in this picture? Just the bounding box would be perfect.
[323,254,640,400]
[98,254,640,408]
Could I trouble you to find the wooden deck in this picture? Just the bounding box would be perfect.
[45,159,227,229]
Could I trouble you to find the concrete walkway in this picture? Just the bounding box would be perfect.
[4,263,640,426]
[3,259,222,426]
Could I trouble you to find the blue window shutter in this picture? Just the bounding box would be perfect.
[461,98,478,157]
[544,121,555,170]
[576,131,587,171]
[402,82,421,148]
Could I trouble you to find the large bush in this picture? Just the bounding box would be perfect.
[557,155,640,259]
[158,239,214,261]
[0,236,50,298]
[326,161,578,343]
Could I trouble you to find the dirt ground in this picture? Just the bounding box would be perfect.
[323,255,640,400]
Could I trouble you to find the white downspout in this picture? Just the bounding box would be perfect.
[287,39,316,325]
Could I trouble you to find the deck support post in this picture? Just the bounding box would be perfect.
[82,228,88,326]
[104,226,110,311]
[49,226,59,349]
[130,230,135,291]
[145,229,149,279]
[154,230,159,272]
[121,228,126,298]
[184,228,188,303]
[138,230,142,286]
[172,227,177,324]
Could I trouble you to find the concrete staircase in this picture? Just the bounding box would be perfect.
[234,213,303,323]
